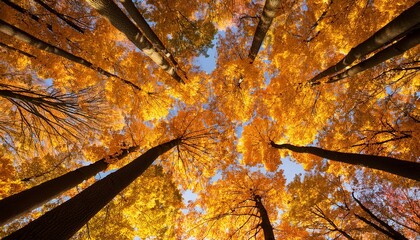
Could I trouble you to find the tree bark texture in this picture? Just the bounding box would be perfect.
[0,19,143,91]
[270,142,420,181]
[254,195,275,240]
[119,0,181,71]
[4,139,180,240]
[248,0,281,63]
[309,2,420,83]
[0,146,138,225]
[328,28,420,82]
[86,0,183,82]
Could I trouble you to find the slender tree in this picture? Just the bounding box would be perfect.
[1,0,53,31]
[33,0,85,33]
[0,145,138,225]
[351,193,408,240]
[270,142,420,181]
[4,139,180,239]
[119,0,186,79]
[86,0,183,83]
[309,2,420,84]
[327,28,420,82]
[0,19,143,91]
[248,0,281,63]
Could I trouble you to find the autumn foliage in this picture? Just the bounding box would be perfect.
[0,0,419,239]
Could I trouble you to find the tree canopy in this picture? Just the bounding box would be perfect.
[0,0,419,239]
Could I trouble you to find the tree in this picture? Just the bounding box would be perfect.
[308,1,420,84]
[4,139,180,239]
[119,0,184,77]
[184,167,284,239]
[270,141,420,181]
[248,0,281,63]
[327,28,420,82]
[85,0,183,82]
[0,145,137,225]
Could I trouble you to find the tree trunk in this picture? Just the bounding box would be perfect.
[4,139,180,240]
[0,41,36,58]
[352,193,408,240]
[328,28,420,82]
[119,0,184,78]
[0,19,142,91]
[248,0,281,63]
[86,0,183,83]
[309,2,420,84]
[33,0,84,33]
[254,195,275,240]
[270,142,420,181]
[0,146,138,225]
[2,0,53,31]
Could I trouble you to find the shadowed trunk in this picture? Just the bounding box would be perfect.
[0,19,143,91]
[270,142,420,181]
[328,28,420,82]
[254,195,275,240]
[248,0,280,63]
[120,0,186,79]
[309,2,420,84]
[86,0,183,83]
[4,139,180,239]
[0,146,138,225]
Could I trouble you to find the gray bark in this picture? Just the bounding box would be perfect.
[86,0,183,82]
[248,0,281,63]
[328,28,420,82]
[309,2,420,84]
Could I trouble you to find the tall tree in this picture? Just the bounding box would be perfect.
[270,141,420,181]
[85,0,183,83]
[4,139,180,239]
[0,145,137,225]
[308,1,420,84]
[119,0,185,78]
[184,167,284,239]
[248,0,281,62]
[327,28,420,82]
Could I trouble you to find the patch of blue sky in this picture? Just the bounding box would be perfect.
[193,38,218,74]
[278,156,305,184]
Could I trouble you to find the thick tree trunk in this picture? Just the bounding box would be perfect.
[4,139,180,240]
[0,146,138,225]
[0,19,142,91]
[33,0,85,33]
[86,0,183,83]
[309,2,420,84]
[328,28,420,82]
[248,0,280,63]
[254,195,275,240]
[119,0,183,76]
[270,142,420,181]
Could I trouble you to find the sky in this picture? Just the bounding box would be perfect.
[183,31,306,205]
